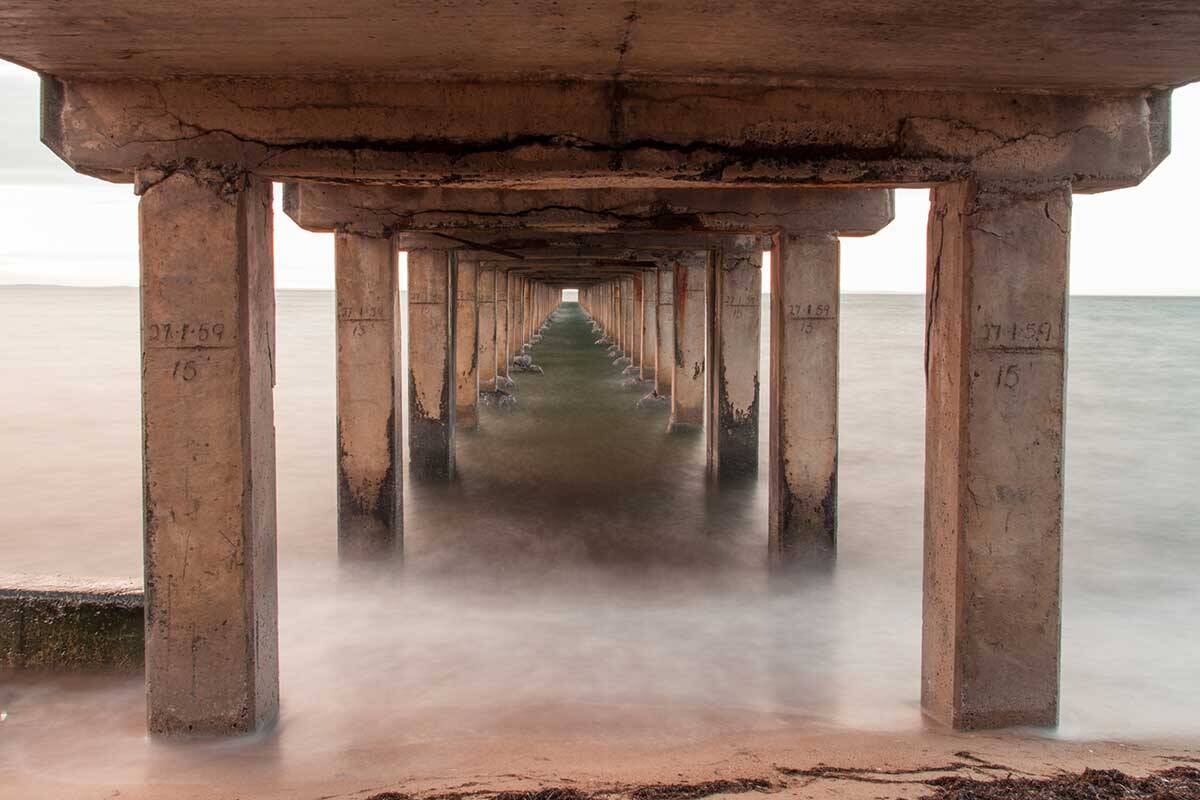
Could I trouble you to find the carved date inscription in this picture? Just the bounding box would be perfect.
[980,321,1056,348]
[146,321,225,344]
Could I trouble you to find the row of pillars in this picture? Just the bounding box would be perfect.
[139,169,1067,736]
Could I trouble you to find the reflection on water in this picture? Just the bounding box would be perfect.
[1,288,1198,784]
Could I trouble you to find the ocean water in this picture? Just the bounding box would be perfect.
[1,287,1198,784]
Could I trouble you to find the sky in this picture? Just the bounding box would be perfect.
[1,60,1197,294]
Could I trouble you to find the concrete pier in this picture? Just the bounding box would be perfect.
[708,242,763,478]
[478,267,497,391]
[407,246,456,481]
[669,255,707,433]
[922,180,1070,730]
[455,258,480,430]
[769,234,839,566]
[335,232,402,559]
[6,1,1190,741]
[139,169,279,735]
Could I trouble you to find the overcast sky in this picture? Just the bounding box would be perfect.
[1,60,1196,294]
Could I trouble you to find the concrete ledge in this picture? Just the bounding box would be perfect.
[0,575,143,671]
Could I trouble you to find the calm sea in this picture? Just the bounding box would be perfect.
[1,286,1198,779]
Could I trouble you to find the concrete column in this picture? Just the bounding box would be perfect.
[640,269,657,382]
[708,242,763,479]
[625,276,638,366]
[656,268,675,397]
[407,247,456,481]
[769,233,838,566]
[454,259,479,430]
[512,275,525,354]
[922,180,1069,730]
[139,170,278,735]
[669,256,706,432]
[496,269,512,388]
[335,232,402,560]
[478,267,497,390]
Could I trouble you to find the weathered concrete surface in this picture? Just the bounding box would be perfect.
[655,269,675,397]
[640,269,657,382]
[44,79,1168,191]
[285,186,898,239]
[708,242,762,478]
[335,233,402,560]
[623,276,638,368]
[0,577,143,670]
[769,234,839,566]
[139,168,278,735]
[922,180,1069,731]
[455,259,480,430]
[478,267,497,390]
[407,247,456,481]
[8,2,1200,89]
[669,255,707,433]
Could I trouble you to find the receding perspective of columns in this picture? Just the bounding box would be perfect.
[922,180,1070,730]
[707,240,764,479]
[407,246,456,481]
[455,258,480,430]
[335,232,402,560]
[669,254,707,433]
[139,169,279,735]
[478,267,497,391]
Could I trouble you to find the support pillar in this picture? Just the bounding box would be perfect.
[708,241,763,478]
[454,258,479,430]
[922,180,1069,730]
[669,255,706,432]
[478,267,497,390]
[496,269,513,388]
[139,169,278,735]
[407,246,456,481]
[769,233,838,566]
[335,232,402,560]
[655,268,674,397]
[640,269,657,382]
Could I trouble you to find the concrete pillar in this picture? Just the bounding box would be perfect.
[640,269,657,382]
[478,267,497,390]
[496,269,512,388]
[669,256,706,432]
[454,259,479,430]
[769,233,838,566]
[656,268,675,397]
[335,232,402,560]
[708,242,763,478]
[139,170,278,735]
[625,276,638,366]
[922,180,1069,730]
[512,275,525,353]
[407,247,456,481]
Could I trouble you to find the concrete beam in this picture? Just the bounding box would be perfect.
[284,185,896,237]
[45,78,1167,192]
[139,168,278,735]
[922,179,1068,730]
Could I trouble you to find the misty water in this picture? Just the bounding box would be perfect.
[1,287,1199,782]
